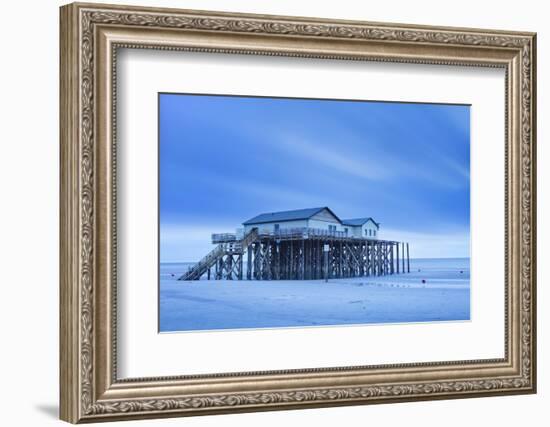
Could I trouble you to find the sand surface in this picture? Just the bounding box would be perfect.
[160,258,470,332]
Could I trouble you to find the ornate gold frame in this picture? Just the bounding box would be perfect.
[60,2,537,423]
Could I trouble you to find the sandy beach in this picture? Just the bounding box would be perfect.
[160,258,470,332]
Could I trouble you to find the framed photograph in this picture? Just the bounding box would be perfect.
[60,2,537,423]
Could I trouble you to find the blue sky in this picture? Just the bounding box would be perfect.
[159,93,470,261]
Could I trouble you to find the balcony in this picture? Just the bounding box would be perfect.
[211,233,237,243]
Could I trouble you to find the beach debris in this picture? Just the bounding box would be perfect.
[460,270,463,274]
[421,279,426,284]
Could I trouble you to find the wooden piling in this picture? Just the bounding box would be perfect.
[247,245,252,280]
[395,242,400,274]
[194,231,410,281]
[401,242,405,273]
[390,242,394,274]
[238,254,243,280]
[406,242,410,273]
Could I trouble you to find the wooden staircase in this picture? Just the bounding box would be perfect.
[178,244,225,281]
[240,227,259,249]
[178,229,258,281]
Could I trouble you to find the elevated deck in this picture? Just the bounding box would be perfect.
[180,227,410,281]
[212,227,388,243]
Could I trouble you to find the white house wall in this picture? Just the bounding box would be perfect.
[348,226,363,238]
[307,209,347,233]
[243,212,379,238]
[307,219,346,232]
[362,221,379,239]
[310,209,340,223]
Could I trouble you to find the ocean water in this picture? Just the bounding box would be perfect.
[159,258,470,332]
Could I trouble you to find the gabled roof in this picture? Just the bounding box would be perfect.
[341,217,380,228]
[243,207,341,225]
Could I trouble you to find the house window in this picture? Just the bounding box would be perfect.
[328,225,336,233]
[344,227,348,235]
[274,224,280,233]
[373,230,376,237]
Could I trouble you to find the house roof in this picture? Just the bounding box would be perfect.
[243,207,341,225]
[341,217,380,228]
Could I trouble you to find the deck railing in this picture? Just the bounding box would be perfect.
[276,227,348,239]
[212,233,237,243]
[212,227,368,243]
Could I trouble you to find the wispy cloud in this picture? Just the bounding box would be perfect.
[255,123,469,190]
[190,168,325,208]
[275,133,392,182]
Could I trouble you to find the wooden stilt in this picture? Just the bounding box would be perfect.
[396,242,400,274]
[291,241,295,280]
[247,245,252,280]
[238,254,243,280]
[192,229,410,281]
[301,240,305,280]
[390,243,394,274]
[406,242,410,273]
[401,242,405,273]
